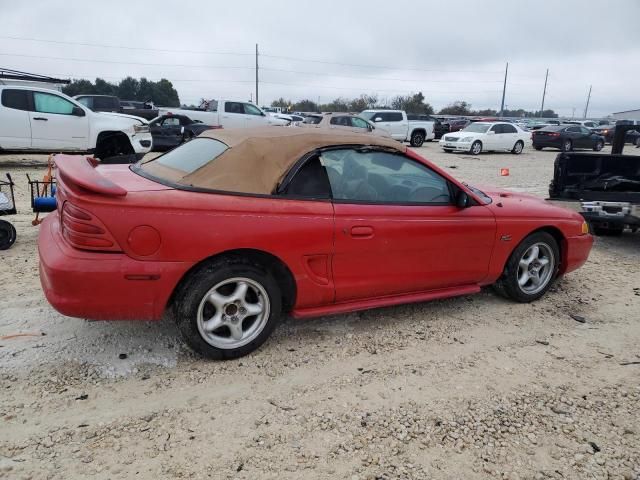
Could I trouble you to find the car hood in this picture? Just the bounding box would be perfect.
[96,111,148,124]
[474,185,583,221]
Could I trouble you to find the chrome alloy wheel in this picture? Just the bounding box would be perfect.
[196,277,270,349]
[517,243,555,295]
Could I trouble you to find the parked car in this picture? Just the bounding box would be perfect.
[444,118,471,132]
[532,125,605,152]
[0,86,152,160]
[149,114,219,151]
[159,100,289,127]
[359,109,435,146]
[440,122,530,155]
[407,114,448,139]
[74,95,159,120]
[564,120,600,129]
[300,112,390,137]
[591,125,640,145]
[39,128,592,359]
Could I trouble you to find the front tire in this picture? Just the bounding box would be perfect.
[410,131,425,147]
[470,140,482,155]
[494,232,560,303]
[512,140,524,154]
[561,139,572,152]
[173,257,282,359]
[0,220,16,250]
[593,140,604,151]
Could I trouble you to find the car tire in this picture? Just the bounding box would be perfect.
[470,140,482,155]
[183,131,195,143]
[410,131,425,147]
[512,140,524,154]
[494,232,560,303]
[173,256,282,360]
[0,220,16,250]
[635,137,640,147]
[561,139,572,152]
[593,226,624,236]
[534,146,543,151]
[593,140,604,151]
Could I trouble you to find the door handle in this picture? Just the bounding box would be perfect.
[33,117,48,121]
[350,226,374,238]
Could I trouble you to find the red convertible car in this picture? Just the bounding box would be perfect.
[39,128,593,359]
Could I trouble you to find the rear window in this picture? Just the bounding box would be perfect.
[1,89,31,111]
[141,138,228,174]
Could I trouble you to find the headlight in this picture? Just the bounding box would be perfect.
[461,136,474,142]
[134,124,149,133]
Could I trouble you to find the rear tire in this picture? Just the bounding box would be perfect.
[173,257,282,360]
[410,131,425,147]
[512,140,524,154]
[494,232,560,303]
[0,220,16,250]
[534,146,543,151]
[561,139,573,152]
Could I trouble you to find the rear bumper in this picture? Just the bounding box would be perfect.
[38,215,189,320]
[532,139,562,149]
[561,234,593,275]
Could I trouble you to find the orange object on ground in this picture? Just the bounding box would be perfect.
[500,168,510,176]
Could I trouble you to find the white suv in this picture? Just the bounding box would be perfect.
[0,86,152,160]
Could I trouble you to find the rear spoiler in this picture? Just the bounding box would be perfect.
[54,155,127,197]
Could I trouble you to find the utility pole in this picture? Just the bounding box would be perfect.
[499,62,508,117]
[583,85,592,119]
[539,69,548,117]
[255,43,259,107]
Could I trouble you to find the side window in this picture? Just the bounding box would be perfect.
[351,117,369,129]
[490,124,503,133]
[282,157,331,199]
[33,92,75,115]
[567,126,580,133]
[580,127,591,135]
[502,124,517,133]
[388,112,403,122]
[320,149,451,204]
[243,103,263,116]
[330,116,351,126]
[76,97,93,109]
[1,89,31,111]
[93,97,117,110]
[224,102,244,114]
[161,117,181,127]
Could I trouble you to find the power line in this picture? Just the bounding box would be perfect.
[0,35,253,56]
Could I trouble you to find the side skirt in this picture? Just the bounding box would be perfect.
[291,284,481,319]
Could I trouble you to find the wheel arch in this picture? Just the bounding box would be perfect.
[168,248,297,314]
[503,226,567,276]
[95,131,134,156]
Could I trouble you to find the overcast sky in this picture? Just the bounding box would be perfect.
[1,0,639,117]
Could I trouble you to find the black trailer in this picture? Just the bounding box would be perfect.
[0,173,17,249]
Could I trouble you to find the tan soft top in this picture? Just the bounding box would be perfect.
[143,127,406,194]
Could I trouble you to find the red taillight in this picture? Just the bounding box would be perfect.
[550,132,560,137]
[61,202,121,252]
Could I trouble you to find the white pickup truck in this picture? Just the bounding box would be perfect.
[359,109,435,147]
[158,100,289,128]
[0,85,152,160]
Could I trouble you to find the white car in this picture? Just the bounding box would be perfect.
[440,122,530,155]
[0,85,152,160]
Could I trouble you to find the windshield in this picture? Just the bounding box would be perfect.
[462,123,490,133]
[138,138,228,178]
[358,111,377,121]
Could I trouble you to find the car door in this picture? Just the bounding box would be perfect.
[30,91,89,150]
[221,101,247,129]
[500,123,519,150]
[0,89,32,149]
[484,124,501,149]
[579,126,594,148]
[243,102,267,127]
[321,148,496,302]
[374,112,406,140]
[160,116,184,146]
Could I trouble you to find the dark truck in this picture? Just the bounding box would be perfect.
[74,95,159,120]
[549,120,640,235]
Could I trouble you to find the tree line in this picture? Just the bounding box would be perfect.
[272,93,558,118]
[62,77,181,107]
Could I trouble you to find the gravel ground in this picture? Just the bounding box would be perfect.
[0,143,639,480]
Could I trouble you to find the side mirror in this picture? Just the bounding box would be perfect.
[374,117,382,122]
[456,190,470,208]
[72,106,86,117]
